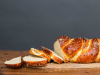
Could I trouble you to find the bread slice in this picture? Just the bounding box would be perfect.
[29,48,51,62]
[41,46,63,64]
[4,56,21,68]
[23,55,47,67]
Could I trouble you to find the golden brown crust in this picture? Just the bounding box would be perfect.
[40,54,51,62]
[54,36,71,62]
[29,48,34,54]
[63,53,68,62]
[23,59,47,67]
[29,48,51,62]
[41,46,52,56]
[52,55,63,64]
[94,38,100,62]
[41,46,63,64]
[82,38,89,49]
[74,38,99,63]
[57,35,71,48]
[5,63,21,69]
[63,37,83,59]
[56,35,100,63]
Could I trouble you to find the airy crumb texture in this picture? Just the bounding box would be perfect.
[4,56,21,69]
[23,55,47,67]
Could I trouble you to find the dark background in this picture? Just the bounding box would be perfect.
[0,0,100,50]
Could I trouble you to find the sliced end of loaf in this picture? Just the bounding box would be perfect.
[4,56,21,68]
[54,40,68,62]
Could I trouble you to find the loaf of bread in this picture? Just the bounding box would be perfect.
[4,35,100,69]
[54,35,100,63]
[29,48,51,62]
[4,56,21,68]
[41,46,64,64]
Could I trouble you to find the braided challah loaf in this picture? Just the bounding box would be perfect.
[54,35,100,63]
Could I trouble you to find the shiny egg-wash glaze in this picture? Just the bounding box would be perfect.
[55,35,100,63]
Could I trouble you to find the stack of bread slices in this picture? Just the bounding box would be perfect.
[4,46,64,68]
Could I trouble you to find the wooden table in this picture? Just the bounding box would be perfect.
[0,50,100,75]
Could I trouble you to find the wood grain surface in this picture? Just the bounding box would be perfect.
[0,50,100,75]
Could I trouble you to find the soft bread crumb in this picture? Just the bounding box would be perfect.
[5,56,21,64]
[23,55,47,61]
